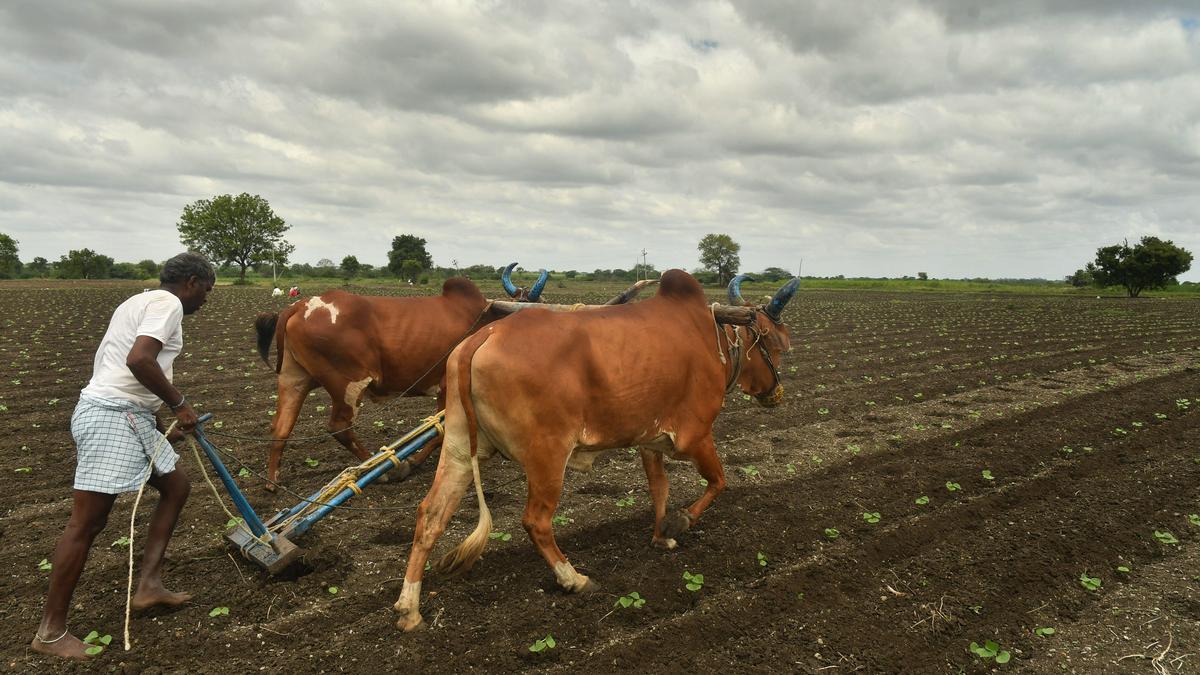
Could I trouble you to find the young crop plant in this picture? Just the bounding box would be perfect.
[756,551,768,567]
[82,630,113,656]
[614,592,646,609]
[945,481,961,492]
[1079,573,1102,592]
[1034,627,1056,638]
[38,558,52,572]
[615,496,636,508]
[823,528,840,540]
[981,469,995,481]
[1154,530,1180,546]
[683,571,705,591]
[488,531,513,541]
[208,606,230,617]
[915,495,930,505]
[862,511,881,524]
[529,635,557,652]
[1188,514,1200,527]
[969,640,1011,664]
[304,457,319,467]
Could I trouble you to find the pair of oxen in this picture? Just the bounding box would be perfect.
[254,263,799,631]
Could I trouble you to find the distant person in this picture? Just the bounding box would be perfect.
[31,252,215,661]
[288,286,300,299]
[272,287,283,297]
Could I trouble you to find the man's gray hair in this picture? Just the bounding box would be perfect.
[160,251,216,284]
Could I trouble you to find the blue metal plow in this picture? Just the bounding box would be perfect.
[193,411,443,573]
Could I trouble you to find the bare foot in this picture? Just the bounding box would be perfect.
[30,631,94,661]
[132,581,192,610]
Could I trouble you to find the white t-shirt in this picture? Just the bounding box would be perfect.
[81,289,185,411]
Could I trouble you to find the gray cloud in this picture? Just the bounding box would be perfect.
[1,0,1197,281]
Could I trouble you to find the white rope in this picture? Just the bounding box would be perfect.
[124,420,177,652]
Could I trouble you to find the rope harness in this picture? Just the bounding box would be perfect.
[712,304,784,399]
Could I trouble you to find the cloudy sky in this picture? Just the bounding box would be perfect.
[2,1,1198,280]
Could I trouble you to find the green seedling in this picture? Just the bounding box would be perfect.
[304,457,319,467]
[862,512,881,524]
[969,640,1011,664]
[1188,514,1200,527]
[823,528,840,540]
[740,465,760,477]
[1154,412,1168,420]
[846,444,861,454]
[1116,566,1131,574]
[1079,573,1102,591]
[82,630,112,656]
[238,467,251,478]
[225,517,243,530]
[551,514,573,526]
[945,481,961,492]
[614,591,645,609]
[817,408,830,415]
[327,586,339,595]
[683,571,704,591]
[373,420,385,429]
[208,606,230,617]
[786,463,795,474]
[111,536,131,548]
[38,558,52,571]
[488,531,513,541]
[529,635,557,652]
[14,467,31,473]
[756,551,768,567]
[1034,627,1056,638]
[615,496,635,508]
[915,495,930,505]
[1154,530,1179,545]
[981,470,995,481]
[212,420,224,429]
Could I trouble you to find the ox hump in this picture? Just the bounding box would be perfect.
[303,296,341,324]
[656,269,706,301]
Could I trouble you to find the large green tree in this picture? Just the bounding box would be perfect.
[177,193,294,283]
[697,233,741,285]
[58,248,114,279]
[340,255,361,277]
[1087,236,1192,297]
[387,235,433,277]
[0,233,20,279]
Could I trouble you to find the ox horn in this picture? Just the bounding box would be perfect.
[764,277,801,321]
[527,269,549,301]
[727,274,754,306]
[500,262,519,298]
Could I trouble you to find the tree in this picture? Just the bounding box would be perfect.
[387,235,433,276]
[136,259,159,278]
[0,233,20,279]
[697,233,741,285]
[1088,236,1192,297]
[341,255,361,277]
[316,258,335,269]
[177,193,294,283]
[26,256,49,277]
[1066,268,1093,288]
[758,266,793,282]
[917,272,929,281]
[58,249,114,279]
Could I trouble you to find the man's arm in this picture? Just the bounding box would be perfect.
[126,335,198,433]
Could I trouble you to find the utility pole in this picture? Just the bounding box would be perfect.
[639,248,647,280]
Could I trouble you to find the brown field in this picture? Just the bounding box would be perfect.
[2,279,1198,673]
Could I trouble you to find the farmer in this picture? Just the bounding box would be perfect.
[31,251,215,661]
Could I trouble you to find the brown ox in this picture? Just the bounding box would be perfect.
[254,272,650,488]
[393,269,798,631]
[254,278,503,488]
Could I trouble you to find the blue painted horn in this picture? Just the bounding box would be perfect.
[765,277,800,321]
[500,262,519,298]
[528,269,549,301]
[727,274,754,306]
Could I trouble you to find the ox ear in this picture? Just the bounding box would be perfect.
[500,262,519,298]
[764,277,800,321]
[527,269,549,301]
[727,274,754,306]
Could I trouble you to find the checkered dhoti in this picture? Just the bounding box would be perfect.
[72,394,179,494]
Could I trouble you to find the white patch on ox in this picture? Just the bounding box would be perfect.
[304,297,340,324]
[343,377,372,418]
[553,561,590,592]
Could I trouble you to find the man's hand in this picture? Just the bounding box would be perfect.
[172,401,198,434]
[166,426,186,443]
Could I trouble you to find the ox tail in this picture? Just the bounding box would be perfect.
[254,304,299,374]
[437,331,494,576]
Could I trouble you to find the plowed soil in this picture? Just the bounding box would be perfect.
[2,280,1198,673]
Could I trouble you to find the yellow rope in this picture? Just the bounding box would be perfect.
[124,421,177,652]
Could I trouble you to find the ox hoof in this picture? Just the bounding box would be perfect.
[389,460,413,482]
[661,510,692,539]
[576,576,601,594]
[651,536,678,550]
[264,481,278,494]
[396,614,426,632]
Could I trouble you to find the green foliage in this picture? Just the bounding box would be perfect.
[327,586,339,595]
[915,495,930,505]
[1034,626,1056,637]
[38,558,52,571]
[83,630,113,656]
[208,606,230,617]
[981,469,995,481]
[0,232,20,278]
[614,591,646,609]
[757,551,768,567]
[387,235,433,277]
[823,527,840,540]
[1087,236,1193,297]
[340,255,361,277]
[683,570,705,591]
[111,536,131,548]
[969,640,1011,664]
[1188,514,1200,527]
[862,511,881,524]
[945,481,961,492]
[178,193,294,282]
[697,233,741,285]
[757,266,793,282]
[528,635,556,652]
[615,496,635,507]
[488,531,513,541]
[304,457,319,467]
[1079,572,1102,591]
[1116,565,1131,574]
[57,248,114,279]
[1154,530,1179,545]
